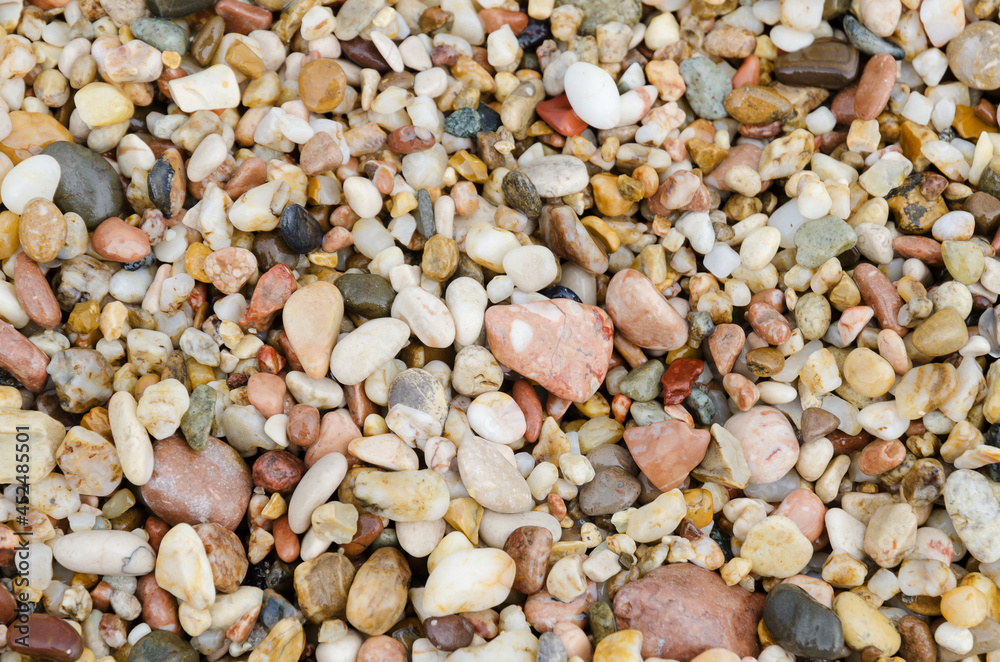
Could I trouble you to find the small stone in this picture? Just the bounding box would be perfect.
[945,469,1000,563]
[843,14,906,58]
[947,21,1000,90]
[723,86,793,124]
[504,525,553,594]
[444,107,482,138]
[298,59,347,113]
[42,141,124,230]
[294,552,354,623]
[794,215,857,268]
[680,58,732,120]
[763,584,844,658]
[774,38,861,89]
[502,170,542,218]
[741,516,814,578]
[457,435,533,513]
[606,269,689,351]
[625,419,710,491]
[833,591,901,655]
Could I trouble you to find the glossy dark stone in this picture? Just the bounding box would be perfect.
[842,15,905,59]
[127,630,197,662]
[424,614,475,651]
[340,37,391,72]
[145,0,214,18]
[148,157,176,217]
[763,584,844,659]
[253,231,298,271]
[279,203,324,254]
[538,284,581,302]
[41,141,124,230]
[774,38,860,90]
[517,17,550,49]
[6,614,83,661]
[985,421,1000,482]
[478,104,501,132]
[335,272,396,318]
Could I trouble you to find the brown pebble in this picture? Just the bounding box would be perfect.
[13,252,61,329]
[0,319,49,391]
[424,614,475,652]
[853,54,896,120]
[387,125,436,154]
[300,131,344,176]
[854,263,907,336]
[252,450,306,493]
[136,573,181,635]
[503,525,553,595]
[287,404,320,447]
[225,156,268,200]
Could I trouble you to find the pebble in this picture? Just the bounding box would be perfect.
[42,141,124,229]
[564,62,621,130]
[346,548,411,635]
[485,298,613,402]
[518,155,590,198]
[625,419,710,491]
[680,58,733,121]
[724,406,800,485]
[282,281,343,380]
[763,584,844,658]
[141,435,252,531]
[52,530,155,575]
[422,548,515,617]
[948,21,1000,89]
[613,563,764,660]
[155,522,215,610]
[945,469,1000,562]
[741,516,814,578]
[6,614,83,662]
[606,269,689,351]
[458,435,533,513]
[833,591,901,655]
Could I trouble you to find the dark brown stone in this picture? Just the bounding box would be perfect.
[897,614,936,662]
[966,190,1000,235]
[774,39,860,90]
[503,526,553,595]
[424,614,475,652]
[5,614,83,661]
[613,563,765,661]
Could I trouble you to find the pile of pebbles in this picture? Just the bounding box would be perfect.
[4,0,1000,659]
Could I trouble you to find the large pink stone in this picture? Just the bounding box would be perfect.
[723,405,800,485]
[614,563,764,661]
[624,419,710,491]
[485,299,613,403]
[605,269,688,351]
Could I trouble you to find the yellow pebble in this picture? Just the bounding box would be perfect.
[185,242,213,282]
[73,82,134,127]
[941,585,988,628]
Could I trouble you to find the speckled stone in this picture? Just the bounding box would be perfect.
[444,108,482,138]
[127,630,197,662]
[180,384,215,452]
[618,360,664,402]
[680,58,732,121]
[794,216,858,268]
[555,0,641,34]
[503,170,542,218]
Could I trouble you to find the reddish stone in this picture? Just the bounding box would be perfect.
[703,144,763,191]
[749,288,786,311]
[14,252,61,329]
[854,263,907,336]
[485,299,614,403]
[144,515,169,552]
[661,358,704,405]
[858,438,906,475]
[247,372,286,418]
[357,635,407,662]
[612,393,631,423]
[341,513,383,558]
[606,269,689,351]
[0,319,48,391]
[512,379,543,442]
[707,324,745,376]
[525,583,598,632]
[831,84,859,125]
[215,0,272,34]
[140,436,252,531]
[893,236,943,266]
[738,121,781,138]
[91,217,151,263]
[746,302,792,345]
[854,54,895,120]
[731,55,760,88]
[287,404,320,447]
[136,574,181,635]
[194,522,249,594]
[0,586,15,624]
[90,581,113,612]
[387,125,436,154]
[478,8,529,34]
[829,429,873,455]
[278,331,304,373]
[624,419,711,491]
[305,410,361,467]
[224,156,267,200]
[535,94,588,136]
[614,563,764,661]
[273,515,299,563]
[6,614,82,661]
[773,488,826,542]
[344,382,377,428]
[257,345,285,374]
[252,450,306,493]
[503,526,553,595]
